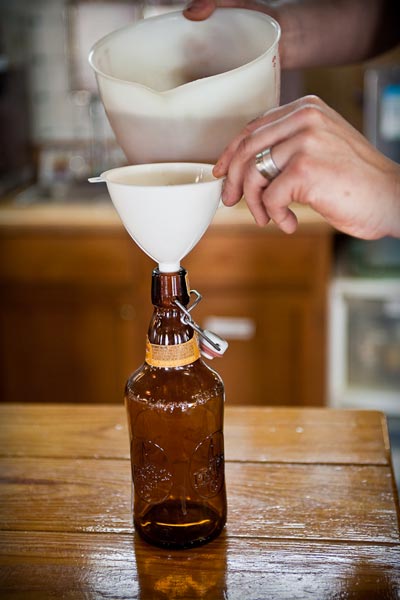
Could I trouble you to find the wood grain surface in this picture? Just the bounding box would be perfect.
[0,404,399,599]
[0,404,390,463]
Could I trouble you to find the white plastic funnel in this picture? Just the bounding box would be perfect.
[94,163,223,272]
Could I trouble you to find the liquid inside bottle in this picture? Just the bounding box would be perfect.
[125,267,227,549]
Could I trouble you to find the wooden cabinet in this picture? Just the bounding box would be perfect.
[0,226,153,404]
[186,225,331,406]
[0,213,332,406]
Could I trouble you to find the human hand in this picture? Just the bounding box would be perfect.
[184,1,395,70]
[213,95,400,240]
[183,0,220,20]
[183,0,273,21]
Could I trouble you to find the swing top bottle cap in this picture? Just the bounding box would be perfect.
[199,331,229,360]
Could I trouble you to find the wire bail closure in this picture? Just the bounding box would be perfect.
[174,291,228,359]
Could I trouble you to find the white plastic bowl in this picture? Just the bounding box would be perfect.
[89,8,280,164]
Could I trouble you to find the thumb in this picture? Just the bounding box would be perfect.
[183,0,217,20]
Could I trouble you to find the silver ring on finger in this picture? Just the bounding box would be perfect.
[255,147,281,181]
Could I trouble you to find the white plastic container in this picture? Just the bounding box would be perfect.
[89,8,280,164]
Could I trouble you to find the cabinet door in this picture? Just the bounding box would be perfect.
[193,289,325,406]
[185,225,331,406]
[0,229,152,404]
[0,284,149,404]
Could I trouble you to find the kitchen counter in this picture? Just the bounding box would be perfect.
[0,403,399,598]
[0,195,332,231]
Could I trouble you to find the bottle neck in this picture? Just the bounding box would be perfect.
[151,267,190,308]
[146,268,200,367]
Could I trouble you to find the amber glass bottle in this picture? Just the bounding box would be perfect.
[125,267,227,549]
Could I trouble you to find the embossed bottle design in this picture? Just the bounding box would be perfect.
[125,268,227,548]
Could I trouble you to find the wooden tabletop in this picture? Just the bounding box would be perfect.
[0,404,399,599]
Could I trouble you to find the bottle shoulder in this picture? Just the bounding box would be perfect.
[125,359,224,408]
[127,359,223,388]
